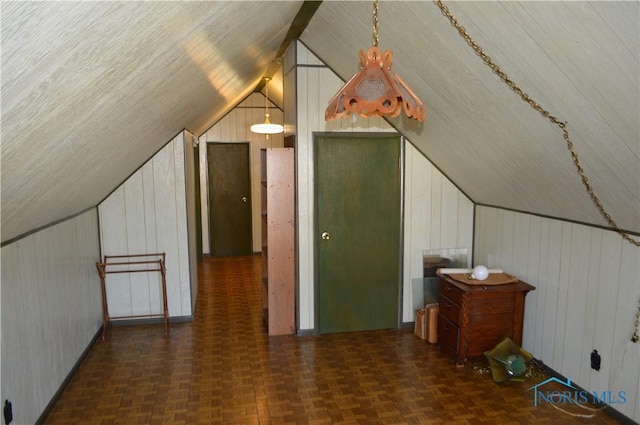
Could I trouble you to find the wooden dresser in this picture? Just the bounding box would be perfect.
[437,273,535,366]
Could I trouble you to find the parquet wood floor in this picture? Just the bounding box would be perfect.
[44,255,624,424]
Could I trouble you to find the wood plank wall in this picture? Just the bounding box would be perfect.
[199,93,285,254]
[98,132,194,319]
[404,145,474,321]
[1,209,102,425]
[288,41,474,329]
[475,206,640,421]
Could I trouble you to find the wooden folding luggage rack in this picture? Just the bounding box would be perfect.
[96,253,169,340]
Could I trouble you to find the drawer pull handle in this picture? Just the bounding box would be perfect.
[445,302,452,309]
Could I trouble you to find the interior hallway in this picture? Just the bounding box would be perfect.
[43,255,622,424]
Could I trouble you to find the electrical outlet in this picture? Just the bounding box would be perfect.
[3,399,12,424]
[590,350,601,371]
[632,299,640,344]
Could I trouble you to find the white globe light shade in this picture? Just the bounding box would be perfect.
[471,265,489,281]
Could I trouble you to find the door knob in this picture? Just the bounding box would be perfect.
[321,232,330,240]
[241,196,247,203]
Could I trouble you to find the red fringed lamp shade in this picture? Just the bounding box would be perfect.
[325,46,426,122]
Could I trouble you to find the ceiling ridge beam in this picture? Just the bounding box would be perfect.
[255,0,322,91]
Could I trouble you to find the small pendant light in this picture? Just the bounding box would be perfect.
[251,77,284,135]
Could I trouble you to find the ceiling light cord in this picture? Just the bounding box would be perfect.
[435,0,639,247]
[264,79,271,118]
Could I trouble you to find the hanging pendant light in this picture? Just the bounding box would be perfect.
[325,0,425,122]
[251,77,284,135]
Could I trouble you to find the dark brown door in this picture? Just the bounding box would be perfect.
[207,142,252,256]
[314,133,402,333]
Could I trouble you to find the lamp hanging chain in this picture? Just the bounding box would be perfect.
[435,0,639,247]
[264,79,270,118]
[372,0,379,47]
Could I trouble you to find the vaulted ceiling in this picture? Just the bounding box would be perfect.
[2,1,638,244]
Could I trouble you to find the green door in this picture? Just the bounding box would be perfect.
[315,133,402,334]
[207,142,252,256]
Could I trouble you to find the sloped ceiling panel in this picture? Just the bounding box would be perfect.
[1,1,638,244]
[1,1,302,243]
[301,1,639,234]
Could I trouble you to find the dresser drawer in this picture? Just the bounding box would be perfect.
[437,314,459,358]
[468,292,515,316]
[439,280,463,304]
[467,313,515,356]
[439,294,461,325]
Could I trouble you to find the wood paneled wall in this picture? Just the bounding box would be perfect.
[199,93,285,254]
[98,132,194,318]
[403,144,474,322]
[288,41,474,329]
[1,209,102,425]
[474,206,640,422]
